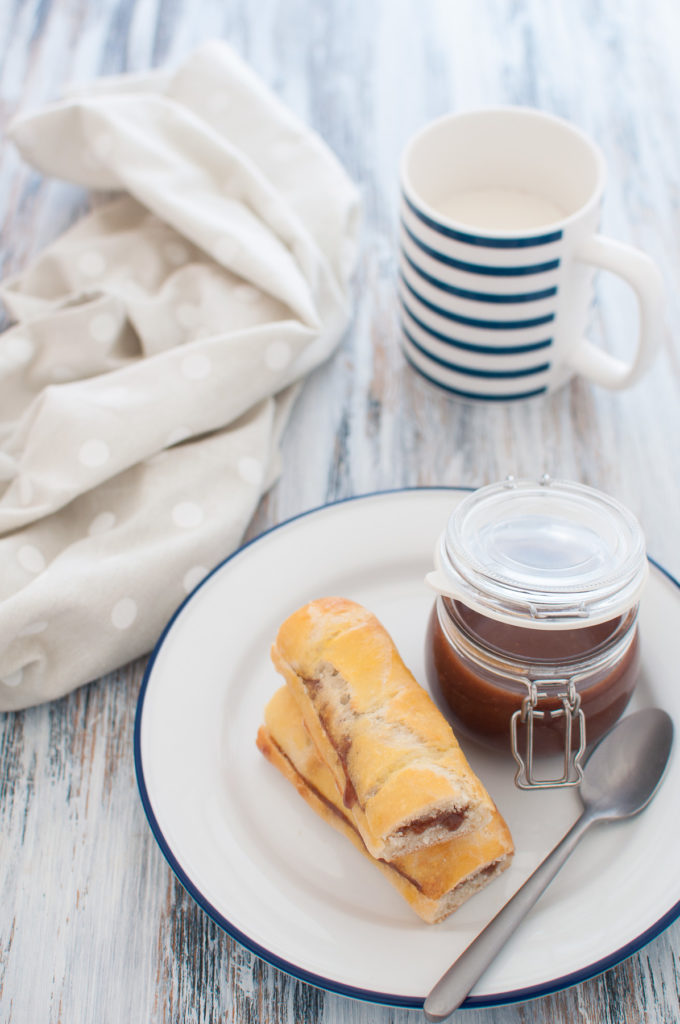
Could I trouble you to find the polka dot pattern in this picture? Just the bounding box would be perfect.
[165,426,192,447]
[183,565,208,594]
[89,312,118,344]
[97,387,139,408]
[17,545,45,574]
[180,353,212,380]
[78,251,107,277]
[111,598,137,630]
[238,456,264,486]
[0,74,362,713]
[172,502,204,528]
[79,440,110,468]
[1,669,23,688]
[51,364,74,382]
[89,512,116,536]
[3,335,34,366]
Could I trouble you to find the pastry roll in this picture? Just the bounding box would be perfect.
[270,597,496,860]
[256,686,514,924]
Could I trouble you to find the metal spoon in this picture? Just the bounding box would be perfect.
[424,707,674,1022]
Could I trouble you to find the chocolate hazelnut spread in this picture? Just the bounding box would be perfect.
[302,675,359,807]
[425,479,648,774]
[395,807,467,838]
[426,598,640,754]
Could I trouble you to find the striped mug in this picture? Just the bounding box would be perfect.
[399,107,663,402]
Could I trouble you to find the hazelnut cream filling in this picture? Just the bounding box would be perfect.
[299,663,470,837]
[264,734,505,905]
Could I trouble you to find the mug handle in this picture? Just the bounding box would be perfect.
[565,235,664,389]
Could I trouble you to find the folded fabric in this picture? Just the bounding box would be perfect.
[0,42,360,710]
[256,687,514,924]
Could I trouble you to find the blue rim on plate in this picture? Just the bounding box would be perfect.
[134,487,680,1009]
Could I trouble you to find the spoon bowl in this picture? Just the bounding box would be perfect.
[424,707,674,1022]
[580,707,674,819]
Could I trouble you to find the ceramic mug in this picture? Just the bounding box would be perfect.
[398,107,664,402]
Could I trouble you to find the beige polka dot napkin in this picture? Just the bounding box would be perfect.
[0,41,360,710]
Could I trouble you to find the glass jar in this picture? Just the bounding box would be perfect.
[425,476,648,787]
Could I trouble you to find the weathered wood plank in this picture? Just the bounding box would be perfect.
[1,0,680,1021]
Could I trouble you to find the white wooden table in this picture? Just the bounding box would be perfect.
[2,1,680,1021]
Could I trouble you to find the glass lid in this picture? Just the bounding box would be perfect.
[427,476,648,627]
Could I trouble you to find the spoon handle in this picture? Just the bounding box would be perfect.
[424,810,594,1022]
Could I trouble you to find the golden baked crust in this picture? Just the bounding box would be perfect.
[270,597,497,860]
[256,686,514,924]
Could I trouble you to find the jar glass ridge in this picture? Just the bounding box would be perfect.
[425,477,647,770]
[426,596,641,755]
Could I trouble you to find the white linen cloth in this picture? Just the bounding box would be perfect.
[0,41,360,710]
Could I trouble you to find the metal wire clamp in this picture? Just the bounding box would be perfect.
[510,679,587,789]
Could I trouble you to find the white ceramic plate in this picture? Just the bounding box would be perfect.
[135,488,680,1008]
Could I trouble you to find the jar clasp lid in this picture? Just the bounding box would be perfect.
[510,680,587,789]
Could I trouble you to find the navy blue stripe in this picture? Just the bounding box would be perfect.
[403,348,548,400]
[402,324,550,379]
[399,297,554,355]
[401,219,561,276]
[399,273,555,330]
[402,193,563,248]
[401,250,558,304]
